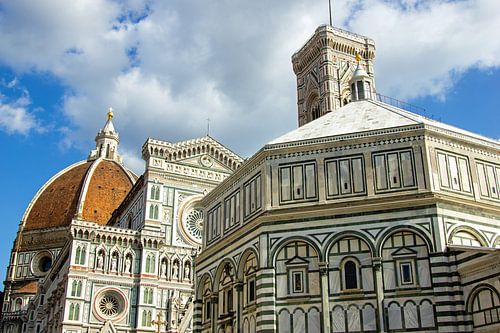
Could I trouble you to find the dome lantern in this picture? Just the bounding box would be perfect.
[350,53,374,101]
[89,107,122,163]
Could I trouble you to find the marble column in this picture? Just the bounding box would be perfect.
[373,258,386,332]
[319,262,331,333]
[210,294,218,333]
[235,281,244,333]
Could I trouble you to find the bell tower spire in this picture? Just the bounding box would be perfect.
[292,25,376,126]
[88,107,123,163]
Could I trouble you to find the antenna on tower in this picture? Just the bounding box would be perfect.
[328,0,333,26]
[206,118,210,136]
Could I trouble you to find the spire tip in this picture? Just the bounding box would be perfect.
[107,107,114,120]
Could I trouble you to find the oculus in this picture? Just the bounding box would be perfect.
[31,251,53,277]
[94,288,127,322]
[179,195,204,246]
[183,208,203,242]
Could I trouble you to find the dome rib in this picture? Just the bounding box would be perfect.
[22,161,93,231]
[21,159,135,232]
[80,159,134,225]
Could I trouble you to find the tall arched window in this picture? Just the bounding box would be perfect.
[310,100,320,120]
[68,303,79,320]
[145,255,151,273]
[151,185,160,200]
[344,260,358,289]
[149,204,159,220]
[71,280,82,297]
[142,310,150,326]
[145,254,155,274]
[75,246,86,265]
[143,288,153,304]
[147,310,152,326]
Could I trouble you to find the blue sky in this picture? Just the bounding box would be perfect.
[0,0,499,282]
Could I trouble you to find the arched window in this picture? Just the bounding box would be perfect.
[147,311,152,326]
[154,205,159,219]
[309,99,320,121]
[312,104,320,120]
[344,260,358,289]
[68,303,79,320]
[145,254,155,274]
[142,310,149,326]
[144,288,153,304]
[75,246,86,265]
[471,287,500,328]
[149,204,160,220]
[14,298,22,312]
[451,230,483,247]
[150,185,160,200]
[75,247,81,264]
[71,280,82,297]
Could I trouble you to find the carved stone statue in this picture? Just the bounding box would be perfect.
[172,261,179,279]
[184,263,191,280]
[97,251,104,269]
[124,255,132,273]
[111,254,118,271]
[161,260,167,277]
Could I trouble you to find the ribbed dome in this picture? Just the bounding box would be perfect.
[22,159,135,231]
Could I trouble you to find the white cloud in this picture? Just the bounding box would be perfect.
[350,0,500,99]
[0,78,42,135]
[120,147,145,176]
[0,0,499,161]
[0,98,38,135]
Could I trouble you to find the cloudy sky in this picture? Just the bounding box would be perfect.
[0,0,499,279]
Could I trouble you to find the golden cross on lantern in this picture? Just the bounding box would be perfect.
[152,312,166,333]
[107,107,114,120]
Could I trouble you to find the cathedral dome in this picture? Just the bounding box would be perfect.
[22,158,136,231]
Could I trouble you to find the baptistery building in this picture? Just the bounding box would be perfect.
[193,25,500,333]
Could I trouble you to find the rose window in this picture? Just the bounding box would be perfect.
[94,289,127,321]
[184,209,203,241]
[99,295,119,316]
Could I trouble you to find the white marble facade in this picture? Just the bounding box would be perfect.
[194,25,500,333]
[1,131,242,333]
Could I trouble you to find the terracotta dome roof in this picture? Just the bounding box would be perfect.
[22,159,135,231]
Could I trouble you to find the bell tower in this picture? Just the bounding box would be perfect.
[292,25,376,126]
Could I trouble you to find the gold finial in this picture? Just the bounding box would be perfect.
[355,52,362,63]
[107,107,114,120]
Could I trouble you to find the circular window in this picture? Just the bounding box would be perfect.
[185,209,203,241]
[200,155,213,167]
[99,294,120,316]
[178,196,204,246]
[94,288,127,322]
[39,257,52,272]
[31,251,53,277]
